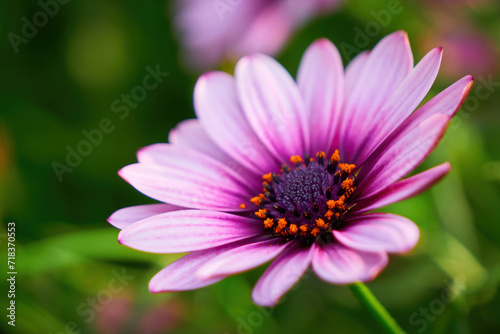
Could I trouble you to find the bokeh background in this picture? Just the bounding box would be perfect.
[1,0,500,333]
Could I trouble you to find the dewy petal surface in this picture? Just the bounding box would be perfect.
[252,242,314,307]
[107,204,184,229]
[236,53,310,163]
[312,243,388,284]
[297,38,344,154]
[118,210,263,253]
[333,213,420,253]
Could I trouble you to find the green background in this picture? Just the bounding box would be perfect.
[1,0,500,333]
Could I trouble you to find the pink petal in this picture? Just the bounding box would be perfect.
[194,71,280,175]
[312,243,388,284]
[358,76,473,196]
[196,237,290,279]
[344,51,369,100]
[355,162,451,214]
[340,31,413,162]
[234,3,293,57]
[297,38,344,154]
[107,204,183,229]
[118,210,263,253]
[168,118,232,163]
[120,144,258,211]
[357,114,450,198]
[251,242,314,307]
[355,47,443,163]
[235,54,309,163]
[333,213,420,253]
[149,238,259,293]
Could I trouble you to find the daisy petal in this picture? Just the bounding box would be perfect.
[357,114,450,198]
[121,144,258,211]
[194,71,279,175]
[168,118,232,163]
[297,38,344,153]
[196,237,290,279]
[344,51,369,99]
[118,210,263,253]
[358,76,473,196]
[251,242,313,307]
[312,243,388,284]
[333,213,420,253]
[340,31,413,162]
[236,54,310,162]
[107,204,183,229]
[355,162,451,213]
[356,47,443,163]
[149,238,259,293]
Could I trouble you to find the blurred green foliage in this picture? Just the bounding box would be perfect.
[1,0,500,333]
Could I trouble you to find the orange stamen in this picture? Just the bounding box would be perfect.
[263,218,274,229]
[289,224,298,234]
[342,179,354,190]
[315,218,326,228]
[331,149,340,162]
[339,163,356,174]
[262,173,273,182]
[311,227,320,237]
[290,155,303,164]
[324,210,334,220]
[239,203,246,209]
[255,208,268,219]
[250,196,263,205]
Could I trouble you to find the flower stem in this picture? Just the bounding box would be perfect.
[349,282,406,334]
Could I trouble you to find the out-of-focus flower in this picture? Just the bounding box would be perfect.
[419,12,497,79]
[109,31,473,307]
[172,0,342,70]
[95,291,184,334]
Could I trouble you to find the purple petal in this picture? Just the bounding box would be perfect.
[355,47,443,163]
[358,76,473,197]
[333,213,420,253]
[168,118,233,163]
[312,243,388,284]
[344,51,369,99]
[297,38,344,154]
[340,31,413,162]
[357,114,449,198]
[251,242,314,307]
[194,71,280,175]
[118,210,263,253]
[120,144,258,211]
[107,204,183,229]
[149,238,259,293]
[196,237,290,279]
[355,162,451,213]
[235,54,309,163]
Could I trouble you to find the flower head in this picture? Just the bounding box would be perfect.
[109,31,473,307]
[173,0,342,70]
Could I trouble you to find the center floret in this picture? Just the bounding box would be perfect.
[250,151,357,242]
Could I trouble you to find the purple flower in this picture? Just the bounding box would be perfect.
[173,0,342,69]
[109,31,473,307]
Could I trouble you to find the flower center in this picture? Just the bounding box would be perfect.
[249,151,357,242]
